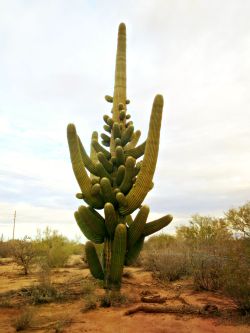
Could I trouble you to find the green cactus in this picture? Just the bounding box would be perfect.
[67,23,173,290]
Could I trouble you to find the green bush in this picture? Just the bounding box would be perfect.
[35,228,82,268]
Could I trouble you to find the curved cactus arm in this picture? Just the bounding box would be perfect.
[113,122,121,139]
[92,139,111,159]
[85,241,104,280]
[115,146,125,166]
[124,140,146,159]
[143,214,173,237]
[116,191,128,208]
[119,157,136,194]
[110,224,127,288]
[116,165,125,186]
[100,178,116,205]
[67,124,91,194]
[125,214,133,227]
[104,203,118,237]
[90,131,99,179]
[128,205,149,248]
[67,124,103,208]
[97,152,113,173]
[121,125,134,146]
[119,95,164,215]
[125,236,145,266]
[78,205,106,238]
[95,162,113,182]
[124,130,141,151]
[74,211,104,244]
[78,136,98,173]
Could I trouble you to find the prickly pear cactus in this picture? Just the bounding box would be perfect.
[67,23,173,290]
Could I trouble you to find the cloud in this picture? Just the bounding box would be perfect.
[0,0,249,239]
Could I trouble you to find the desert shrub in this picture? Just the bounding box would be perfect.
[82,294,98,312]
[222,240,250,315]
[142,248,190,282]
[144,234,175,251]
[27,266,64,305]
[10,237,37,275]
[28,282,64,304]
[191,252,225,291]
[12,308,34,331]
[0,240,13,258]
[81,279,96,295]
[35,228,78,268]
[99,291,128,308]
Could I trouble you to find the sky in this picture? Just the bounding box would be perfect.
[0,0,249,240]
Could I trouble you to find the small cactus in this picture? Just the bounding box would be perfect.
[67,23,173,290]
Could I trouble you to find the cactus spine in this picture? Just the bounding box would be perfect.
[67,23,173,290]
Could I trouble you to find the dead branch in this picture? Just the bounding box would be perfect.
[124,304,214,316]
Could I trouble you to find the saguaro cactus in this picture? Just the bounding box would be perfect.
[67,23,173,290]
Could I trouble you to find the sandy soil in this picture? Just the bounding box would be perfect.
[0,257,249,333]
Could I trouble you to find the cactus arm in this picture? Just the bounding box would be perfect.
[143,214,173,237]
[115,146,125,166]
[124,140,146,159]
[121,125,134,146]
[125,236,144,266]
[116,191,128,208]
[95,162,113,182]
[116,165,125,186]
[74,211,104,244]
[119,157,136,194]
[128,205,149,248]
[67,124,103,208]
[92,139,111,159]
[113,122,121,139]
[125,214,133,227]
[119,95,164,215]
[78,206,106,238]
[103,124,111,133]
[78,136,98,173]
[67,124,92,194]
[97,152,113,173]
[110,224,127,288]
[104,203,118,237]
[100,177,116,205]
[85,241,104,280]
[124,130,141,150]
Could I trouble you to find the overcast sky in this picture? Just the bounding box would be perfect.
[0,0,249,240]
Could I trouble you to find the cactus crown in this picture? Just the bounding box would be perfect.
[67,23,173,290]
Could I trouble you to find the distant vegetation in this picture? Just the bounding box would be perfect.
[141,201,250,315]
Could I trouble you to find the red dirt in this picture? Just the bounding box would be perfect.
[0,259,249,333]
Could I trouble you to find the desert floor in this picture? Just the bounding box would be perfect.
[0,256,249,333]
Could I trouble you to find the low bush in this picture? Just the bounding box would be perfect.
[142,249,190,282]
[12,308,34,331]
[82,294,98,312]
[191,253,225,291]
[99,291,128,308]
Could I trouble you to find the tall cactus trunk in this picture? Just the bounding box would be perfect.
[67,23,173,293]
[103,238,112,289]
[110,23,127,155]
